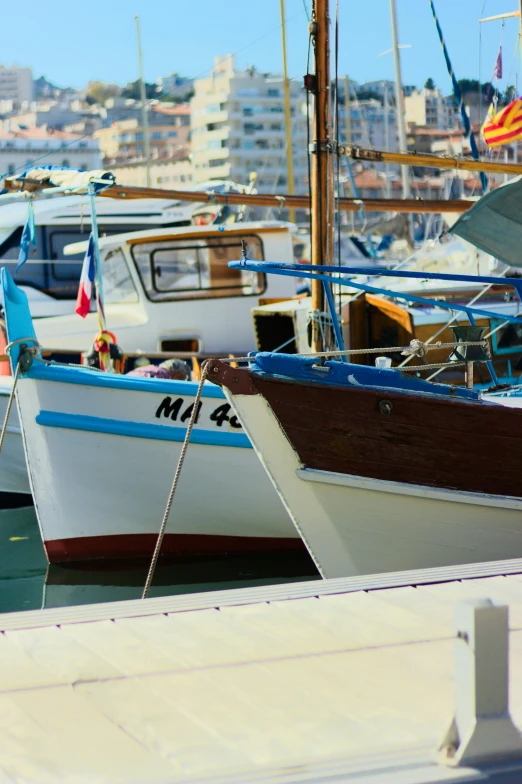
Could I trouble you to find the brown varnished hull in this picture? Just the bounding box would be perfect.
[252,375,522,497]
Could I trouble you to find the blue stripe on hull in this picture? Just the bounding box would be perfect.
[36,410,252,448]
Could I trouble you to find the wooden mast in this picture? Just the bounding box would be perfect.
[310,0,334,350]
[280,0,296,223]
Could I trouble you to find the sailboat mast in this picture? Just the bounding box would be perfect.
[389,0,410,201]
[310,0,334,347]
[280,0,296,223]
[135,15,151,187]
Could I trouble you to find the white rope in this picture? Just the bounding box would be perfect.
[141,336,489,596]
[0,363,20,455]
[142,359,213,599]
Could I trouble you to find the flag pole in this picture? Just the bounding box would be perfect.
[87,182,106,332]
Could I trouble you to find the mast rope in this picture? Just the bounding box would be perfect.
[428,0,487,192]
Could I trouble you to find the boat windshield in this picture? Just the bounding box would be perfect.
[101,247,139,305]
[131,234,266,301]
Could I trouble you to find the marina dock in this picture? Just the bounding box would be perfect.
[1,559,522,782]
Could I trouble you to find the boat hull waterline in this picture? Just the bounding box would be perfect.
[209,356,522,578]
[15,369,299,563]
[0,264,299,563]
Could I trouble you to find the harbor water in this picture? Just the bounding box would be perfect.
[0,504,319,613]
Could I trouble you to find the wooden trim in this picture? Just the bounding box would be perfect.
[296,468,522,509]
[252,373,522,499]
[365,294,414,335]
[126,226,289,246]
[347,144,522,175]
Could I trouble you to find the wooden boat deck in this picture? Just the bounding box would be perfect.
[2,559,522,782]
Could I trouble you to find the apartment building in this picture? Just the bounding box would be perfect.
[109,155,193,188]
[405,87,458,130]
[190,55,308,191]
[93,106,190,165]
[0,64,33,106]
[0,127,101,180]
[341,99,398,150]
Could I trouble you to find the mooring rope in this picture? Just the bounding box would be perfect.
[141,338,490,597]
[0,338,40,455]
[142,359,214,599]
[0,362,20,455]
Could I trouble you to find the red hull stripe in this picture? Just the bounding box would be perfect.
[44,533,305,563]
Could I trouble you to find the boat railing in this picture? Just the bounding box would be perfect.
[229,258,522,387]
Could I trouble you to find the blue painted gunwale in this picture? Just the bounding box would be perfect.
[1,266,225,398]
[36,410,251,448]
[26,362,225,398]
[250,353,480,401]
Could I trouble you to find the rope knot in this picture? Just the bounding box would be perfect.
[401,339,428,358]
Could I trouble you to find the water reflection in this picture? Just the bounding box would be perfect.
[0,506,319,613]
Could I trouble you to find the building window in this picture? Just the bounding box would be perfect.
[244,123,263,134]
[7,164,14,176]
[62,159,70,168]
[80,163,87,172]
[267,89,280,97]
[208,159,223,167]
[168,131,177,137]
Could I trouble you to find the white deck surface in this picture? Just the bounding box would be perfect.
[1,559,522,782]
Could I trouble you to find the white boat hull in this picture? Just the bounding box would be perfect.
[15,370,299,563]
[225,391,522,579]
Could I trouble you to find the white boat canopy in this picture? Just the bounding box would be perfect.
[451,175,522,267]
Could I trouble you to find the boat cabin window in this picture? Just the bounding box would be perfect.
[102,248,139,304]
[491,319,522,356]
[0,227,83,299]
[131,234,266,301]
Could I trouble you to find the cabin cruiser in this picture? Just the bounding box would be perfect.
[28,221,297,356]
[0,180,250,318]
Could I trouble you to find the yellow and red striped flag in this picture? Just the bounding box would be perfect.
[482,98,522,147]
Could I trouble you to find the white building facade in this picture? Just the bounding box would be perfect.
[190,56,308,192]
[0,131,101,182]
[0,65,33,105]
[109,156,193,188]
[341,99,398,151]
[405,87,458,129]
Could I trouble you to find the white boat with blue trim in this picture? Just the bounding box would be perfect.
[1,269,299,563]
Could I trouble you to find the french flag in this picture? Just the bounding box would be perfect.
[75,233,95,318]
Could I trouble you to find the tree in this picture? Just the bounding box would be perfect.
[121,80,157,101]
[86,81,121,105]
[424,77,436,90]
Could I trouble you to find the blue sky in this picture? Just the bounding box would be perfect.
[3,1,521,95]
